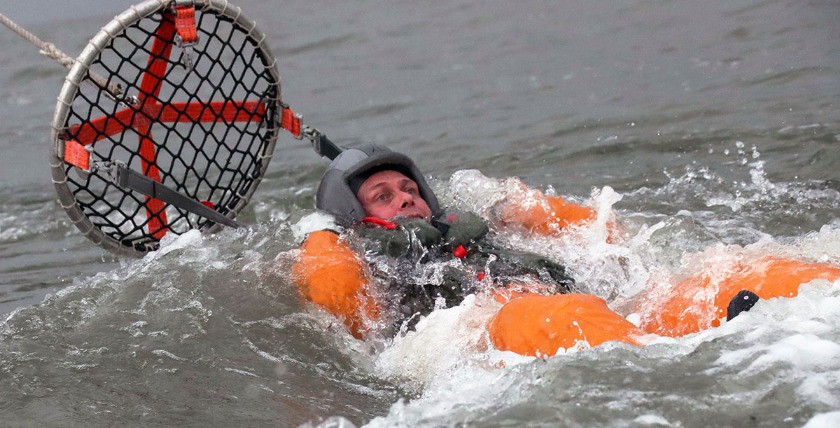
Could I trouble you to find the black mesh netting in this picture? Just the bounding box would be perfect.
[58,7,279,254]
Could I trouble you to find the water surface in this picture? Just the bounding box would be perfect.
[1,0,839,426]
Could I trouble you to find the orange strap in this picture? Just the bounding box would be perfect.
[281,106,302,137]
[174,6,198,44]
[63,139,91,171]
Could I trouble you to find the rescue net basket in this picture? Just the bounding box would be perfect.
[50,0,280,257]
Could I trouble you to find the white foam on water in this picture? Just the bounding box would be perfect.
[292,212,341,243]
[367,278,840,427]
[447,169,509,217]
[803,411,840,428]
[634,414,673,426]
[703,279,840,373]
[149,228,205,258]
[363,169,840,426]
[373,294,504,391]
[448,169,653,301]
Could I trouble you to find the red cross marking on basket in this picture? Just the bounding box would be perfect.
[61,6,267,240]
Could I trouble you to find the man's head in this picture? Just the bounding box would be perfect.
[315,144,440,224]
[355,169,433,220]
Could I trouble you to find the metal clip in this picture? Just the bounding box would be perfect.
[88,161,117,184]
[302,126,323,149]
[98,83,139,108]
[174,34,197,73]
[122,94,141,108]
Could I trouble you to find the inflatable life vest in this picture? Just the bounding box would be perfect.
[497,191,599,235]
[489,293,643,356]
[293,229,379,338]
[485,256,840,356]
[352,210,575,331]
[637,256,840,337]
[294,226,840,355]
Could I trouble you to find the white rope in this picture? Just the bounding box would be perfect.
[1,11,125,99]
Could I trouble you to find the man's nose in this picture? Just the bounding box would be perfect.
[398,191,414,208]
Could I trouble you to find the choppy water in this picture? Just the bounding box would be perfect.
[1,0,839,426]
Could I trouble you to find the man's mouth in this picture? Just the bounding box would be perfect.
[396,213,422,219]
[394,210,427,220]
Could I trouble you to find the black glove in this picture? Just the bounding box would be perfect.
[476,243,574,292]
[432,210,489,252]
[356,218,442,258]
[395,217,443,249]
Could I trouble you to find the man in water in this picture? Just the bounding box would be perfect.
[293,144,840,356]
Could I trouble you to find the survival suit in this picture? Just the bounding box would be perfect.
[352,210,576,334]
[293,144,642,355]
[292,144,840,357]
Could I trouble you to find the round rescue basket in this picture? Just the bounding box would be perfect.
[50,0,281,257]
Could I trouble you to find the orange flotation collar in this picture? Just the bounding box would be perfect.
[638,257,840,337]
[488,293,643,356]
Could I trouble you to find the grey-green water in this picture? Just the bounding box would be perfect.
[1,0,839,426]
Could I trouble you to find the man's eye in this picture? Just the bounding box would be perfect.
[376,194,389,201]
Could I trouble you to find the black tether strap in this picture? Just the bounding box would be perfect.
[312,133,343,160]
[112,163,241,229]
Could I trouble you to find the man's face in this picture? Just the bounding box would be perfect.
[356,170,433,221]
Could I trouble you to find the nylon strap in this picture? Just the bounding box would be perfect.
[112,163,241,229]
[63,139,91,170]
[280,105,343,160]
[360,216,398,230]
[174,6,198,44]
[310,132,344,160]
[280,106,301,137]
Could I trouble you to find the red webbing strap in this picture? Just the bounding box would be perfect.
[158,100,266,122]
[281,106,301,137]
[174,6,198,44]
[66,99,265,146]
[135,13,177,240]
[64,139,91,170]
[68,108,134,146]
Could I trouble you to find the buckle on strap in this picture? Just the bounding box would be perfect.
[279,104,344,160]
[99,161,240,228]
[173,5,199,72]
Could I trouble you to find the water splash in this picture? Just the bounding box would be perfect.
[627,141,840,244]
[447,170,653,300]
[363,163,840,425]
